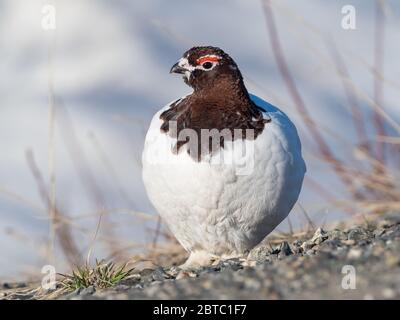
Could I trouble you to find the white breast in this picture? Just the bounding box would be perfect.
[142,93,306,255]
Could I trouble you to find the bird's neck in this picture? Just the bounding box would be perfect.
[193,76,253,110]
[160,75,267,160]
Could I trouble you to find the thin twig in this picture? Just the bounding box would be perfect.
[372,0,386,165]
[26,149,81,266]
[261,0,355,193]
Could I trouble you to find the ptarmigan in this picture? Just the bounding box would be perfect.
[142,46,306,268]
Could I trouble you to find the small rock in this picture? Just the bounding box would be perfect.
[385,255,400,268]
[229,264,243,271]
[343,239,356,246]
[278,241,293,257]
[176,271,197,280]
[113,284,130,291]
[347,248,362,260]
[152,267,168,281]
[316,250,335,260]
[63,288,81,299]
[300,241,314,252]
[140,268,157,283]
[200,279,214,290]
[328,229,347,241]
[221,259,243,271]
[373,228,386,238]
[347,228,368,241]
[319,239,342,248]
[241,260,257,267]
[2,283,11,289]
[140,268,155,277]
[80,286,95,296]
[1,282,27,290]
[285,270,296,280]
[311,227,328,244]
[248,246,270,261]
[270,245,281,255]
[292,239,302,247]
[112,293,129,300]
[305,249,315,256]
[377,220,392,229]
[166,267,180,278]
[243,278,261,290]
[198,267,218,275]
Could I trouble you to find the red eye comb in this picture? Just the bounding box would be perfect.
[196,56,220,65]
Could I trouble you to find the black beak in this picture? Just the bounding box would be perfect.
[170,62,187,74]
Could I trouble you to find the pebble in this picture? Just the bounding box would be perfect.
[2,282,27,289]
[377,220,392,229]
[113,285,130,291]
[328,229,347,241]
[62,288,81,299]
[300,241,314,252]
[221,260,243,271]
[347,248,362,259]
[152,267,168,281]
[279,241,293,257]
[320,239,342,248]
[248,246,270,261]
[241,260,257,267]
[373,228,386,237]
[310,228,328,244]
[385,255,400,268]
[80,286,95,296]
[176,270,198,280]
[292,239,302,247]
[347,228,368,241]
[2,283,11,289]
[140,268,155,277]
[305,249,316,256]
[166,267,180,278]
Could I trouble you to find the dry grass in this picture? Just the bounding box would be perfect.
[261,0,400,217]
[59,260,135,291]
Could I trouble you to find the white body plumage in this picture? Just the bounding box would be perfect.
[142,94,306,263]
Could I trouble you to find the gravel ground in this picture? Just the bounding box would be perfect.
[1,214,400,300]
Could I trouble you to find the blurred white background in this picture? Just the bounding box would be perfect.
[0,0,399,279]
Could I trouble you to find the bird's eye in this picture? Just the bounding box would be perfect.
[202,62,213,69]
